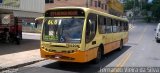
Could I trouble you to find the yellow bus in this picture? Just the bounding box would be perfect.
[40,7,129,63]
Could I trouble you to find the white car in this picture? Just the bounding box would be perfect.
[155,23,160,43]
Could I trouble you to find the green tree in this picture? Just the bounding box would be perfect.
[151,0,160,21]
[140,0,150,10]
[124,0,140,10]
[124,0,133,10]
[124,0,154,22]
[140,0,152,22]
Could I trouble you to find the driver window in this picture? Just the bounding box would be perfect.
[86,13,97,43]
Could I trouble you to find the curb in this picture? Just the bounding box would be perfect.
[22,32,40,36]
[0,59,46,72]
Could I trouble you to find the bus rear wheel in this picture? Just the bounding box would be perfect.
[93,47,103,64]
[118,40,123,50]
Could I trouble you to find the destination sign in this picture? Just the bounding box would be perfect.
[45,9,85,17]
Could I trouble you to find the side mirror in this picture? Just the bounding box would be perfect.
[35,21,38,28]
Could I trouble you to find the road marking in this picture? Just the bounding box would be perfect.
[115,52,129,67]
[119,52,132,67]
[137,26,148,43]
[110,52,132,73]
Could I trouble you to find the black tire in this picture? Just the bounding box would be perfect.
[15,35,20,45]
[118,40,123,51]
[16,39,20,45]
[93,47,103,64]
[156,40,160,43]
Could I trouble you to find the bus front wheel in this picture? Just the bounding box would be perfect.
[93,46,103,64]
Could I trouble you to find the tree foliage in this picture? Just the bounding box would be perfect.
[124,0,160,22]
[124,0,134,10]
[151,0,160,21]
[124,0,139,10]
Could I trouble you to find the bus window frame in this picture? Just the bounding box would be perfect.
[85,13,97,43]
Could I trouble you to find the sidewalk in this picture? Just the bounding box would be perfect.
[0,49,43,68]
[0,49,44,71]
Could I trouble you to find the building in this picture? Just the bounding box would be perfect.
[0,0,44,17]
[107,0,124,16]
[0,0,45,32]
[45,0,124,16]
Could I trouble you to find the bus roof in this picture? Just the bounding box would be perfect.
[46,7,128,22]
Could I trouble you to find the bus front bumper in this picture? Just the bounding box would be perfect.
[40,48,97,63]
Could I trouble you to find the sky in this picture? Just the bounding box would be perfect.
[148,0,153,3]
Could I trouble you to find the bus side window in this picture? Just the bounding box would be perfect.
[120,21,123,32]
[86,13,97,43]
[117,21,121,32]
[98,15,106,34]
[126,22,129,31]
[105,18,112,33]
[112,19,117,33]
[124,22,129,31]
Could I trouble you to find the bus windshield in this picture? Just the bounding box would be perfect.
[43,17,84,43]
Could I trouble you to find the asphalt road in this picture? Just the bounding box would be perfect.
[0,33,40,56]
[1,20,160,73]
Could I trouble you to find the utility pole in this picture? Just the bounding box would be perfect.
[86,0,89,8]
[133,0,136,20]
[131,0,136,25]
